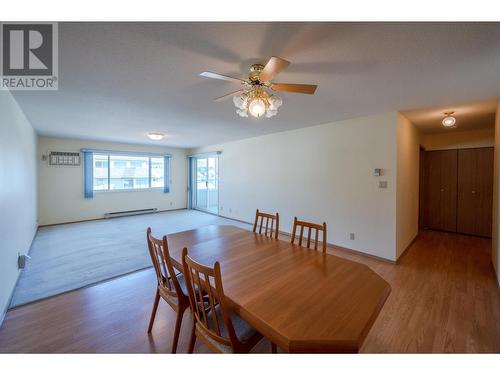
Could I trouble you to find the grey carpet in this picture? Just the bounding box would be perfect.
[10,209,252,308]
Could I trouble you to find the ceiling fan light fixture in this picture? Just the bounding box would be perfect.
[147,132,165,140]
[203,56,317,119]
[442,112,456,128]
[248,98,267,118]
[233,88,282,118]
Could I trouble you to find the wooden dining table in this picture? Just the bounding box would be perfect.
[166,225,391,353]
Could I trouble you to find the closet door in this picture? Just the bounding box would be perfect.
[424,150,458,232]
[457,148,493,237]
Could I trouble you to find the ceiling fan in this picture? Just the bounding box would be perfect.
[199,56,318,118]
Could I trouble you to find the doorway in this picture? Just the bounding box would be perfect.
[190,155,219,214]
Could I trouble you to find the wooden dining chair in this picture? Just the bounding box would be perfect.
[253,209,280,239]
[146,227,190,353]
[291,217,327,252]
[182,248,266,354]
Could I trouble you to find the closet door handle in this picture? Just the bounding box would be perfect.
[471,190,476,194]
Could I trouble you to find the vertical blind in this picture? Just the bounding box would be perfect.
[163,155,170,193]
[83,151,94,199]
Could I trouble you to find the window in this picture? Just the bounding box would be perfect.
[93,154,109,191]
[150,157,164,188]
[91,152,170,192]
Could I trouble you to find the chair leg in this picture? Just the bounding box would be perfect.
[188,323,196,354]
[171,306,185,354]
[147,289,160,333]
[271,343,277,353]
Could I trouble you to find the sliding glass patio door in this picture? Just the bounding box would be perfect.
[191,155,219,214]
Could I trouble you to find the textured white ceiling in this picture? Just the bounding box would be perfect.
[11,22,500,148]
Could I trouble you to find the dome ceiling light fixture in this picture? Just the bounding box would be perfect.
[147,132,165,140]
[442,111,457,128]
[199,56,318,119]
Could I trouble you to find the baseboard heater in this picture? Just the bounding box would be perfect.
[104,208,158,219]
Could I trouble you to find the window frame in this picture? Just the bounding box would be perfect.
[89,151,171,193]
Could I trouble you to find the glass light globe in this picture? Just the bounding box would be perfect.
[236,108,248,117]
[442,116,456,127]
[233,94,246,109]
[268,95,282,110]
[248,98,266,118]
[265,109,278,118]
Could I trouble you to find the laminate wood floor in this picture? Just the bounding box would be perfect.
[0,230,499,353]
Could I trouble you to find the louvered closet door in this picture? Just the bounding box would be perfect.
[457,148,494,237]
[424,150,458,232]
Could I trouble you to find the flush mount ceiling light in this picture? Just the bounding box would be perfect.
[199,56,318,119]
[147,132,165,140]
[442,111,456,128]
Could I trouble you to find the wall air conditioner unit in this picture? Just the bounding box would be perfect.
[47,151,81,166]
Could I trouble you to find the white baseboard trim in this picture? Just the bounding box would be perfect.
[0,226,39,328]
[38,207,188,228]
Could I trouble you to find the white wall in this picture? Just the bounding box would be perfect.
[421,127,494,150]
[38,137,188,225]
[396,113,421,259]
[191,112,399,261]
[0,92,38,323]
[492,101,500,287]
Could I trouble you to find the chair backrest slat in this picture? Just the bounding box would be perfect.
[182,249,241,349]
[253,209,280,239]
[195,269,209,327]
[291,217,327,252]
[206,275,221,336]
[146,227,183,298]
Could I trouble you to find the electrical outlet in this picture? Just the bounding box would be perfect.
[169,201,173,206]
[350,233,355,240]
[229,208,232,213]
[220,206,223,211]
[379,181,388,189]
[18,253,31,269]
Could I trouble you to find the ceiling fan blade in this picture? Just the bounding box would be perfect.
[214,89,244,102]
[271,83,317,95]
[200,71,246,84]
[259,56,291,82]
